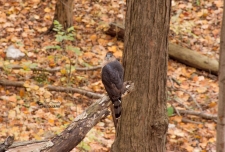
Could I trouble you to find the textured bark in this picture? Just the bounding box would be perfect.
[216,0,225,150]
[53,0,73,29]
[105,23,219,75]
[112,0,170,151]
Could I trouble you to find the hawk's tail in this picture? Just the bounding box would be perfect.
[113,98,122,118]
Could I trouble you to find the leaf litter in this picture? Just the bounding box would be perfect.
[0,0,221,151]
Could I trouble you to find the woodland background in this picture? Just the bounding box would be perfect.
[0,0,221,151]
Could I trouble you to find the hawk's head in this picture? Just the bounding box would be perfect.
[105,52,116,61]
[102,52,117,67]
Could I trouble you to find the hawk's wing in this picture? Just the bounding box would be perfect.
[101,60,124,98]
[101,60,124,123]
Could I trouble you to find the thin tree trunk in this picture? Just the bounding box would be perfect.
[52,0,73,30]
[112,0,170,151]
[216,0,225,150]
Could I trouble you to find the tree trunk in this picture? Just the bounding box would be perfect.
[112,0,170,151]
[53,0,73,29]
[216,0,225,150]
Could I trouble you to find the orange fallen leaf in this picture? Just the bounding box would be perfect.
[192,75,198,81]
[44,7,51,13]
[108,46,117,52]
[208,102,217,108]
[19,88,25,97]
[8,95,17,102]
[60,68,67,75]
[48,119,55,126]
[196,87,207,93]
[90,34,97,43]
[34,134,42,140]
[214,0,223,7]
[98,39,108,46]
[172,116,182,123]
[8,110,16,119]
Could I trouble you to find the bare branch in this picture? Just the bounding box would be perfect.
[177,109,217,120]
[0,65,101,73]
[181,118,202,124]
[0,80,103,99]
[175,88,203,111]
[168,80,202,112]
[173,97,191,110]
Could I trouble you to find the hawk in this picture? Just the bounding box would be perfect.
[101,52,124,122]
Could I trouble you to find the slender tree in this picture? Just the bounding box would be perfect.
[216,0,225,150]
[112,0,171,151]
[52,0,74,29]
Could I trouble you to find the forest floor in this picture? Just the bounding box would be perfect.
[0,0,222,151]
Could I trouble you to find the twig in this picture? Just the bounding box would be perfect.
[0,80,103,99]
[181,118,202,124]
[168,76,180,86]
[173,97,191,110]
[76,66,101,71]
[172,104,181,116]
[167,78,202,112]
[0,65,101,73]
[168,76,175,88]
[175,88,203,111]
[194,70,217,80]
[46,85,103,99]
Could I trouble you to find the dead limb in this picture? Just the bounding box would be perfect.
[43,108,110,152]
[0,80,103,99]
[4,82,134,152]
[177,109,217,120]
[181,118,202,124]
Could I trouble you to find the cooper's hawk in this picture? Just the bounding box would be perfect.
[101,52,124,122]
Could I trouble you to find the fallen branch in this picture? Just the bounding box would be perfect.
[177,109,217,120]
[5,82,134,152]
[168,77,202,111]
[176,88,202,111]
[173,97,191,110]
[6,140,49,152]
[181,118,202,124]
[0,80,103,99]
[0,65,101,73]
[105,23,219,75]
[44,108,110,152]
[8,140,48,148]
